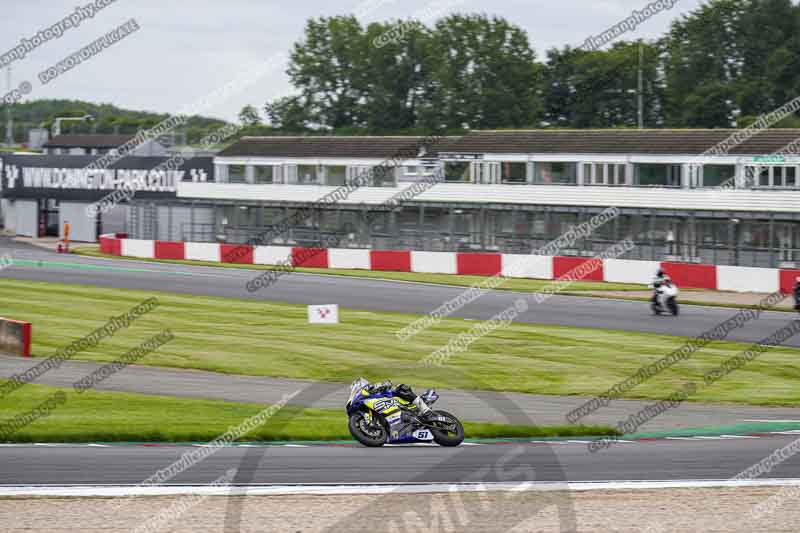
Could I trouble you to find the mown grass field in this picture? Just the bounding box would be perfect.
[0,382,614,442]
[2,278,800,406]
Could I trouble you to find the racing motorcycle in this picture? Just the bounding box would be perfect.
[652,280,679,316]
[346,378,464,447]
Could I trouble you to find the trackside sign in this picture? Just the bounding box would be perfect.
[0,318,31,357]
[308,305,339,324]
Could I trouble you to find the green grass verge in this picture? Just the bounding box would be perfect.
[0,382,615,443]
[72,246,645,292]
[3,278,800,406]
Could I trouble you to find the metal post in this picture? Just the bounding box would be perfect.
[637,42,644,129]
[419,205,426,250]
[649,211,656,261]
[167,204,173,241]
[769,214,776,268]
[190,201,196,241]
[284,206,291,243]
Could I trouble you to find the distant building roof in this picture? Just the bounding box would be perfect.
[43,134,137,149]
[218,136,461,159]
[445,129,800,156]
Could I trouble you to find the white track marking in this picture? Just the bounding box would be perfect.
[744,420,800,423]
[281,444,308,447]
[719,435,759,439]
[664,437,700,441]
[5,480,800,497]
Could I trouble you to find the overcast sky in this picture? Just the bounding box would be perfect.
[1,0,707,123]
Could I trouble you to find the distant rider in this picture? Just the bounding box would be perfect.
[651,268,672,306]
[368,380,433,419]
[794,277,800,312]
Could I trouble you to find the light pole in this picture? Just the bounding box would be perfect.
[4,67,12,146]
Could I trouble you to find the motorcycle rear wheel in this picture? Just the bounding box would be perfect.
[348,412,388,447]
[668,298,679,316]
[430,410,464,447]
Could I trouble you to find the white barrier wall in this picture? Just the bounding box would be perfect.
[411,251,458,274]
[185,242,220,262]
[501,254,553,279]
[328,248,371,270]
[717,265,780,293]
[604,259,661,285]
[254,246,293,266]
[121,239,155,259]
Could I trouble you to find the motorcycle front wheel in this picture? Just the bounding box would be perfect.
[429,410,465,447]
[348,412,388,447]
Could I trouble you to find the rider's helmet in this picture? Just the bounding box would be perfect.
[656,268,664,277]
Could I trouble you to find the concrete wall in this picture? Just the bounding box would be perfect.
[100,204,129,236]
[14,200,37,237]
[59,202,97,242]
[1,199,14,232]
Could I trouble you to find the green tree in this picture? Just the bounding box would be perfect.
[419,14,541,130]
[238,105,262,127]
[287,16,370,130]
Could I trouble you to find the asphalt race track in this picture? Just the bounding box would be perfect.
[1,436,799,485]
[2,237,800,489]
[2,237,799,348]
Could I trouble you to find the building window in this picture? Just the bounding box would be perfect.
[444,162,471,183]
[373,165,396,187]
[501,162,527,184]
[583,163,624,185]
[786,167,797,187]
[533,162,577,185]
[297,165,320,184]
[633,164,681,187]
[612,164,626,185]
[254,165,274,184]
[746,165,800,188]
[325,166,347,186]
[702,165,735,187]
[760,167,771,187]
[229,165,246,183]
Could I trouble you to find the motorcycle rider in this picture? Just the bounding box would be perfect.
[794,277,800,312]
[651,268,672,307]
[367,380,433,419]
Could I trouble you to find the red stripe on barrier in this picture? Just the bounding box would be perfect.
[780,269,800,294]
[100,237,121,256]
[292,247,328,268]
[661,262,717,290]
[457,253,502,276]
[553,256,604,281]
[22,322,31,357]
[370,250,411,272]
[154,241,185,261]
[221,244,254,264]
